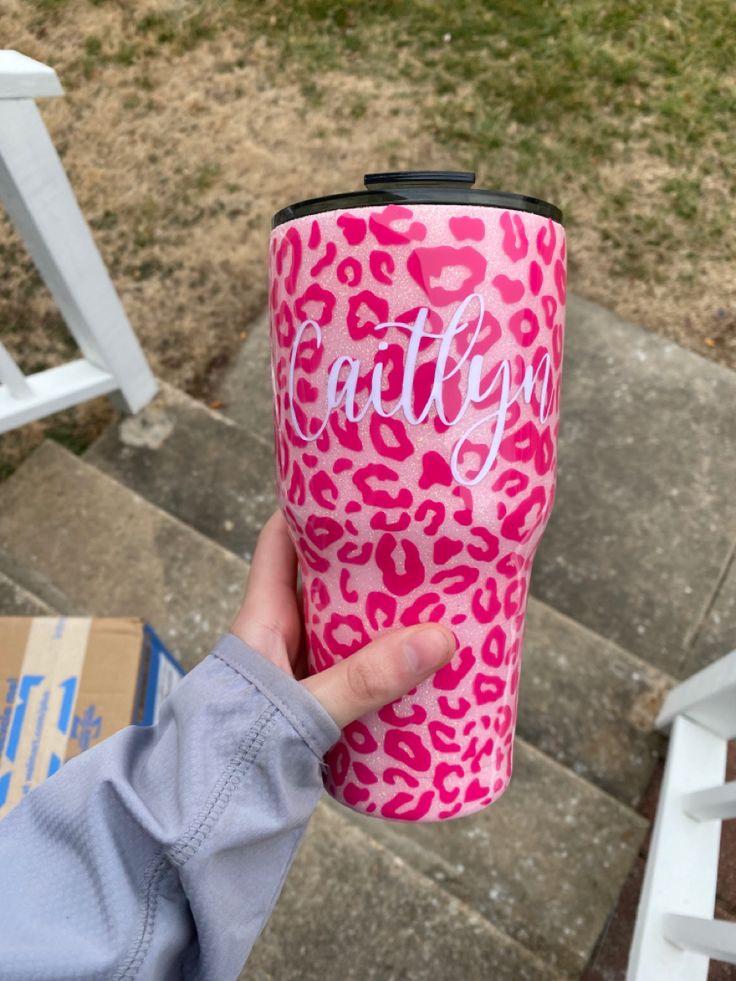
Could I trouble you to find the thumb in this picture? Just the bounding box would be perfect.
[301,624,456,729]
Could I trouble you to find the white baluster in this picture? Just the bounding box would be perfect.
[656,648,736,739]
[664,914,736,964]
[0,341,32,399]
[683,780,736,822]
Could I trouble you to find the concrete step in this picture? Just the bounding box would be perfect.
[85,380,275,563]
[0,439,247,670]
[518,600,672,808]
[336,739,648,978]
[0,569,55,615]
[243,802,564,981]
[84,378,672,809]
[533,294,736,680]
[217,309,274,440]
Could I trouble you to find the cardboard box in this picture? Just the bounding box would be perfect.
[0,617,185,819]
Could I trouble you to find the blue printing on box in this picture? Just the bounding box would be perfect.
[141,623,185,726]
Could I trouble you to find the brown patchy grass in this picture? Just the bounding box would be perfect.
[1,0,734,478]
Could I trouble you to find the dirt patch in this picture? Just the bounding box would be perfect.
[0,0,441,472]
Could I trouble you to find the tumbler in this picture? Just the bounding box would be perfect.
[268,171,565,822]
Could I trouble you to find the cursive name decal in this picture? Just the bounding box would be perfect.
[287,294,553,487]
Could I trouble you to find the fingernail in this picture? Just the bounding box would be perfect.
[402,627,453,674]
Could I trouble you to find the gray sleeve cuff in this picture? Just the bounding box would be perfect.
[210,631,341,759]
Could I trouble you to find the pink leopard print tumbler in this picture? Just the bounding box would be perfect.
[269,172,565,822]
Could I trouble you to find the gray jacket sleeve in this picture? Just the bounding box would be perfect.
[0,632,341,981]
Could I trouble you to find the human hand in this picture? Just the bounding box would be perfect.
[230,510,457,728]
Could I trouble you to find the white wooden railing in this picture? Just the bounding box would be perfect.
[0,50,156,434]
[628,648,736,979]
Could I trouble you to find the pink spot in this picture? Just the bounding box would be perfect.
[325,612,369,657]
[366,591,397,630]
[449,215,485,241]
[309,241,337,277]
[308,220,320,250]
[407,245,487,307]
[370,511,411,532]
[414,500,445,537]
[419,450,453,490]
[352,761,378,785]
[378,699,427,728]
[337,213,367,245]
[529,260,543,296]
[343,782,371,805]
[347,289,389,342]
[508,307,540,347]
[481,625,506,668]
[499,420,540,464]
[464,776,492,802]
[430,565,480,595]
[434,762,465,803]
[501,485,547,543]
[500,211,529,261]
[537,220,557,265]
[438,695,471,718]
[344,720,378,754]
[384,729,432,771]
[380,790,435,821]
[492,468,529,497]
[369,414,414,462]
[541,294,557,329]
[472,577,502,623]
[400,592,445,625]
[329,412,363,452]
[473,673,505,705]
[336,540,373,565]
[308,470,338,510]
[324,742,349,785]
[276,226,302,295]
[554,258,567,303]
[305,514,343,549]
[383,767,419,789]
[369,204,426,246]
[295,282,336,327]
[432,645,475,691]
[376,534,426,596]
[353,462,413,509]
[336,256,362,288]
[492,274,525,304]
[369,249,395,285]
[467,526,499,562]
[433,536,464,564]
[428,720,461,753]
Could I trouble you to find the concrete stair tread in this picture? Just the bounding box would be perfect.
[85,379,275,563]
[337,738,647,977]
[84,370,673,809]
[533,294,736,679]
[0,569,56,615]
[519,598,672,807]
[217,310,274,439]
[0,439,248,670]
[243,802,565,981]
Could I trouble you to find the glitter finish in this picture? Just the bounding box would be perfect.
[268,201,566,822]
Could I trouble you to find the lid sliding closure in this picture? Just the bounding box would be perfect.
[272,169,563,227]
[364,171,476,188]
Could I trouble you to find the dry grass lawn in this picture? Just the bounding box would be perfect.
[1,0,734,477]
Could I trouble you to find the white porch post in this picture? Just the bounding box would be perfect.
[0,50,157,432]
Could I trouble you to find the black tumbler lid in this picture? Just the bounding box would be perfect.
[272,170,562,227]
